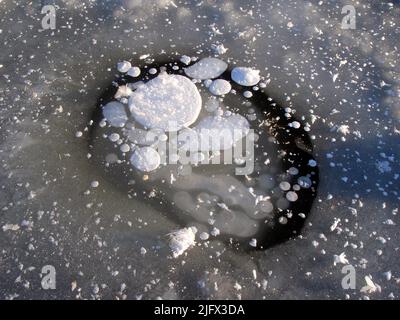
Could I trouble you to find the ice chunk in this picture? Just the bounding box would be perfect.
[180,55,191,65]
[208,79,232,96]
[130,146,161,172]
[114,85,133,99]
[231,67,261,86]
[102,101,128,128]
[184,57,228,80]
[168,227,197,258]
[128,73,202,131]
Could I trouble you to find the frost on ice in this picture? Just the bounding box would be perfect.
[168,226,197,258]
[184,57,228,80]
[231,67,261,86]
[128,73,202,131]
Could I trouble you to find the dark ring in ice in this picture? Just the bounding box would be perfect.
[88,55,319,251]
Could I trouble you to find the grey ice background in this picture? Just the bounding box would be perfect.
[0,0,399,299]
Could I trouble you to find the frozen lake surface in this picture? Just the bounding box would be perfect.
[0,0,399,299]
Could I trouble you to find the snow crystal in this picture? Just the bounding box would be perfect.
[130,146,161,172]
[231,67,260,86]
[168,227,197,258]
[184,57,228,80]
[208,79,231,96]
[128,73,202,131]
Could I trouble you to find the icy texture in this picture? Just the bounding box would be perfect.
[128,73,202,131]
[130,146,161,172]
[117,61,131,73]
[102,101,128,128]
[194,113,250,151]
[231,67,261,86]
[168,227,197,258]
[208,79,232,96]
[184,57,228,80]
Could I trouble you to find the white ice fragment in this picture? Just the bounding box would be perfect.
[243,90,253,98]
[2,224,20,232]
[108,133,120,142]
[330,218,340,232]
[168,227,197,258]
[114,85,133,99]
[286,191,298,202]
[231,67,260,86]
[211,43,228,55]
[289,121,301,129]
[199,232,209,240]
[360,276,381,294]
[127,66,141,78]
[234,282,242,291]
[130,146,161,172]
[308,159,317,167]
[332,73,339,83]
[120,143,130,153]
[117,61,131,73]
[208,79,231,96]
[75,131,83,138]
[333,252,349,265]
[337,124,350,135]
[249,238,257,247]
[279,181,291,191]
[128,73,201,131]
[103,101,128,128]
[184,57,228,80]
[210,227,220,236]
[148,68,157,75]
[383,271,392,281]
[91,181,99,188]
[180,55,191,65]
